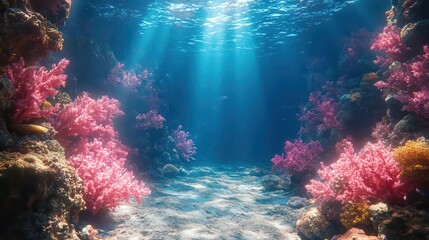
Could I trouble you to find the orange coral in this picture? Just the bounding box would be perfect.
[340,203,371,229]
[362,72,379,82]
[393,138,429,186]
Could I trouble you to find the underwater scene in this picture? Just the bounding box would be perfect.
[1,0,429,239]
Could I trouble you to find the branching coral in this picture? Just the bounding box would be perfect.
[6,58,68,125]
[306,140,409,204]
[271,139,323,176]
[172,125,197,161]
[393,137,429,186]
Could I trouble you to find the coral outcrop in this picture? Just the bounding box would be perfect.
[0,0,72,67]
[0,137,85,239]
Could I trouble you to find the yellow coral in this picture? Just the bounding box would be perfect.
[393,138,429,186]
[362,72,379,82]
[340,203,371,229]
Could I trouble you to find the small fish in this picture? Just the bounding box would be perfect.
[40,100,53,109]
[218,96,228,101]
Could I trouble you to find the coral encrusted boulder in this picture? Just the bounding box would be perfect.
[0,138,85,239]
[0,0,67,67]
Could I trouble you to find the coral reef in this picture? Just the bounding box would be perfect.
[0,1,65,67]
[0,138,85,239]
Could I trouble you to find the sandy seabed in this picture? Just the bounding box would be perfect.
[86,166,306,240]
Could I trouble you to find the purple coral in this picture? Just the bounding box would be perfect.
[298,92,341,134]
[135,110,166,130]
[271,139,323,176]
[172,125,197,161]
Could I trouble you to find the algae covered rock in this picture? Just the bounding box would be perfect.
[0,138,85,239]
[296,207,330,239]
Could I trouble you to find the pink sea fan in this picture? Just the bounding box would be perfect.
[306,140,409,204]
[68,138,151,215]
[51,92,124,146]
[271,139,323,176]
[172,125,197,161]
[6,58,68,124]
[135,110,166,130]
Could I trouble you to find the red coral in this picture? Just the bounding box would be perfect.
[6,58,68,124]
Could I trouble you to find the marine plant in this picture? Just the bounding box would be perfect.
[393,138,429,186]
[6,58,69,124]
[271,139,323,176]
[306,140,409,204]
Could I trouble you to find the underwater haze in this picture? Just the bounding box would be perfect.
[4,0,429,239]
[64,0,389,164]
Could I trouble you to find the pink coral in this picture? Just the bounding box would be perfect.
[52,93,150,215]
[50,92,123,146]
[172,125,197,161]
[371,25,411,66]
[135,110,166,130]
[375,46,429,119]
[68,138,150,215]
[271,139,323,176]
[298,92,341,134]
[105,63,143,92]
[6,58,68,124]
[306,140,409,204]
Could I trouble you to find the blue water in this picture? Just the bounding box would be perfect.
[61,0,390,164]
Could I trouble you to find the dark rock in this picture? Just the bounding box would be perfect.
[261,174,291,192]
[29,0,72,26]
[379,206,429,240]
[0,139,85,239]
[321,200,343,222]
[401,19,429,51]
[296,207,330,240]
[385,94,406,122]
[388,0,429,27]
[0,7,63,67]
[287,196,309,209]
[369,202,391,232]
[162,164,180,178]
